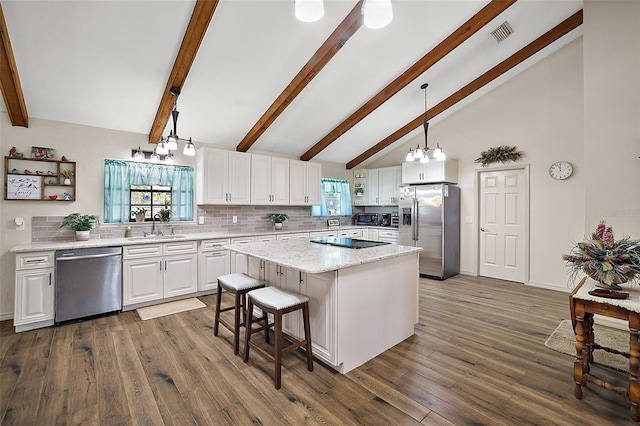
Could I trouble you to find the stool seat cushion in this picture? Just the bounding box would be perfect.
[217,273,265,291]
[248,287,309,310]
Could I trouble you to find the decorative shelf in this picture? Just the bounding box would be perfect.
[4,156,76,202]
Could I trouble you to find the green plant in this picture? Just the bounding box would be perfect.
[267,213,289,223]
[60,213,97,231]
[158,200,172,222]
[474,145,524,167]
[562,220,640,287]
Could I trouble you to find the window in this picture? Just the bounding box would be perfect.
[311,179,352,217]
[130,185,171,221]
[104,159,194,223]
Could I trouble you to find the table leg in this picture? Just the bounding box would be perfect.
[574,302,588,399]
[629,313,640,422]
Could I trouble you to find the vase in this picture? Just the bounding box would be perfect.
[63,178,71,185]
[75,230,90,241]
[135,214,145,222]
[586,270,626,290]
[274,222,283,230]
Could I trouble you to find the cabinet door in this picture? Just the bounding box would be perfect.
[289,160,307,205]
[379,166,401,205]
[228,151,251,205]
[338,229,362,238]
[250,154,271,205]
[366,169,379,205]
[199,251,230,291]
[123,258,163,306]
[14,268,54,325]
[164,254,198,298]
[300,271,336,364]
[247,258,265,280]
[402,161,426,184]
[197,148,228,204]
[305,162,322,205]
[271,157,290,205]
[230,237,254,273]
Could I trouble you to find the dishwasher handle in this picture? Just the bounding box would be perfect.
[56,252,121,261]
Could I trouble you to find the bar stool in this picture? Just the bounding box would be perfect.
[214,273,266,355]
[243,286,313,390]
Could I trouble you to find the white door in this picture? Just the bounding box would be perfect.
[479,169,527,283]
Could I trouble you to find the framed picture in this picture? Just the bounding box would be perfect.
[31,146,56,159]
[6,174,42,200]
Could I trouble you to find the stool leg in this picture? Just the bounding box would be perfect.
[274,311,283,390]
[233,291,242,355]
[302,302,314,372]
[264,309,270,345]
[213,287,223,336]
[243,297,254,363]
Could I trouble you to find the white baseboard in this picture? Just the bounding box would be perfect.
[526,280,573,293]
[0,312,13,322]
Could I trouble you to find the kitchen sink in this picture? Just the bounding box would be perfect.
[128,235,187,241]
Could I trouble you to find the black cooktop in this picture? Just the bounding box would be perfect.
[310,237,391,249]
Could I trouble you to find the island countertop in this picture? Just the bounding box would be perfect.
[224,239,421,274]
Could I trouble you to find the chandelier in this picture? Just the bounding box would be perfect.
[294,0,393,29]
[156,86,196,157]
[405,83,446,163]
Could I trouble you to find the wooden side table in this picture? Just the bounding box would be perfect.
[570,277,640,422]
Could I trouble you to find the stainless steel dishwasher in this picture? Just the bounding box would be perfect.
[55,246,122,323]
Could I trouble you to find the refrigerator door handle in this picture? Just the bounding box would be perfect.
[413,198,419,241]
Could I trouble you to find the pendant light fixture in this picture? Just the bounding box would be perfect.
[133,146,145,161]
[362,0,393,29]
[158,86,196,156]
[295,0,324,23]
[405,83,446,163]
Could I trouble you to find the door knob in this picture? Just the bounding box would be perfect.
[480,228,488,232]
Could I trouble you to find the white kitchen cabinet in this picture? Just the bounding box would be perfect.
[378,229,399,244]
[123,241,198,306]
[338,228,362,238]
[254,234,276,243]
[362,228,379,241]
[366,169,379,205]
[276,232,309,240]
[401,159,458,184]
[229,236,255,274]
[199,239,230,292]
[290,160,322,205]
[378,166,402,205]
[309,230,338,239]
[14,251,55,330]
[196,147,251,205]
[251,154,290,205]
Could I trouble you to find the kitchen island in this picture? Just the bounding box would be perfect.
[225,238,421,374]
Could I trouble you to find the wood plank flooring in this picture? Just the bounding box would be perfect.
[0,275,634,425]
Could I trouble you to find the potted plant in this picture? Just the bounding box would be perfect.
[60,213,97,241]
[267,213,288,230]
[60,169,74,185]
[158,201,172,222]
[562,220,640,289]
[132,207,147,222]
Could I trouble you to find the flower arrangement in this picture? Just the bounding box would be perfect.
[475,145,523,167]
[562,221,640,288]
[60,169,74,179]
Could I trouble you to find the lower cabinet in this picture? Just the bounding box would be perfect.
[123,242,197,306]
[230,236,255,274]
[263,261,337,365]
[338,228,362,238]
[199,239,231,292]
[14,251,55,330]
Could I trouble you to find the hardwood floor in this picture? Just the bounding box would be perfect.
[1,275,634,425]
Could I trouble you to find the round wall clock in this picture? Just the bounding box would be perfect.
[549,161,573,180]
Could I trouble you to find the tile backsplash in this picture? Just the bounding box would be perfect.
[32,205,361,242]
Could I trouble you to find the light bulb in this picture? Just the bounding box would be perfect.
[295,0,324,23]
[156,141,168,155]
[150,149,160,162]
[133,147,144,160]
[183,139,196,156]
[405,149,414,162]
[420,155,429,163]
[165,152,174,164]
[362,0,393,29]
[413,145,424,159]
[165,131,178,151]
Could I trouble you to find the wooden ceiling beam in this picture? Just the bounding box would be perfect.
[148,0,219,144]
[0,4,28,127]
[300,0,517,162]
[346,9,583,170]
[236,1,364,153]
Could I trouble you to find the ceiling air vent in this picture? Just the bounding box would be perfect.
[490,21,514,43]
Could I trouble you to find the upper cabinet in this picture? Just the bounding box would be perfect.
[401,159,458,184]
[290,160,321,205]
[251,154,290,205]
[353,166,401,206]
[196,148,251,205]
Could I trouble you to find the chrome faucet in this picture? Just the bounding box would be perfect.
[144,213,163,237]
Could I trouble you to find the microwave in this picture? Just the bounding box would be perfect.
[354,213,379,226]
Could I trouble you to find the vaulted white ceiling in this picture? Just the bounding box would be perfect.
[1,0,583,168]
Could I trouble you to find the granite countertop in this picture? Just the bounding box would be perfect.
[224,239,421,274]
[9,225,400,253]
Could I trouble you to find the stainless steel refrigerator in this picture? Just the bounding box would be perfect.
[398,184,460,279]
